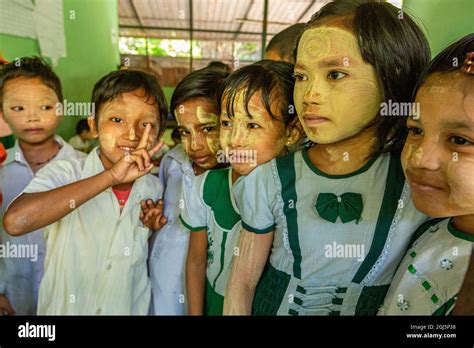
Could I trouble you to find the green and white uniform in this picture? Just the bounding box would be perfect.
[233,148,427,315]
[379,218,473,315]
[180,168,241,315]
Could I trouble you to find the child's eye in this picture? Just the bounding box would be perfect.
[408,126,423,137]
[293,72,307,82]
[141,122,155,128]
[247,123,261,129]
[11,106,23,112]
[449,135,473,146]
[328,71,347,80]
[221,120,232,127]
[111,117,123,123]
[179,129,190,136]
[202,126,216,133]
[41,105,54,111]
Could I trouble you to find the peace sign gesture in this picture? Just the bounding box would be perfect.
[108,124,164,185]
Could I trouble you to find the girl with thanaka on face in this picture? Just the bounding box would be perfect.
[379,35,474,315]
[4,69,168,314]
[180,60,303,315]
[225,0,431,316]
[140,67,229,315]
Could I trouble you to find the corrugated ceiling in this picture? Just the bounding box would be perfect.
[119,0,330,42]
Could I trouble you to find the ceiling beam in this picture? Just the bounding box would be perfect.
[189,0,193,71]
[261,0,268,59]
[120,24,279,36]
[296,0,316,22]
[232,0,254,40]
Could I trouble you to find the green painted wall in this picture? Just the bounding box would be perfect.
[404,0,474,57]
[0,0,120,141]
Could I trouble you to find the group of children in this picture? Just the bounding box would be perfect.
[1,0,473,316]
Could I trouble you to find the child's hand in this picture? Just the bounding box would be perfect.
[140,199,167,231]
[0,294,15,315]
[108,124,163,185]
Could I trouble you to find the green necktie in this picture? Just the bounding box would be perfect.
[315,192,363,224]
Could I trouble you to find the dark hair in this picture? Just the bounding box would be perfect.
[294,0,430,155]
[0,56,63,108]
[171,127,181,141]
[91,69,168,133]
[413,33,474,99]
[217,60,296,125]
[206,61,232,74]
[266,23,305,64]
[170,67,229,118]
[76,118,90,135]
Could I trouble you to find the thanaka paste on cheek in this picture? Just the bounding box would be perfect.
[411,147,424,167]
[222,92,288,175]
[98,130,117,150]
[196,106,220,156]
[401,143,414,175]
[447,151,474,213]
[294,26,382,144]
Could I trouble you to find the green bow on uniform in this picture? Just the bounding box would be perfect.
[315,192,363,224]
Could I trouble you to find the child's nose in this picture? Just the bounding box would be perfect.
[190,133,204,151]
[230,125,246,148]
[128,127,136,141]
[26,110,40,123]
[304,80,326,106]
[409,141,442,171]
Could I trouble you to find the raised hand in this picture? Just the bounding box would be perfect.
[108,124,163,185]
[140,199,167,231]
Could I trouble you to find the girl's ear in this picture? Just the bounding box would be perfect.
[87,116,99,139]
[285,118,304,147]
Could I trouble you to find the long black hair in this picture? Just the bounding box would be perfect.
[217,60,297,125]
[294,0,430,155]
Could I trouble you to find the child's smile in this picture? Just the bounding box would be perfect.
[91,89,160,170]
[219,91,287,177]
[402,72,474,217]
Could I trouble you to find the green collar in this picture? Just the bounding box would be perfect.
[448,218,474,242]
[302,147,380,179]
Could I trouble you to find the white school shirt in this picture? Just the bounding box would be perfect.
[149,144,192,315]
[22,147,163,315]
[379,218,473,315]
[180,167,242,315]
[0,136,85,315]
[233,149,427,315]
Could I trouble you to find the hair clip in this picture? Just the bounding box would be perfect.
[461,52,474,75]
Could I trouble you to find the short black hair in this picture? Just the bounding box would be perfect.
[413,33,474,99]
[0,56,63,108]
[294,0,430,155]
[76,118,90,135]
[170,67,229,118]
[217,60,297,125]
[206,61,232,74]
[266,23,305,64]
[91,69,168,133]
